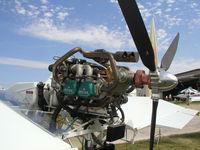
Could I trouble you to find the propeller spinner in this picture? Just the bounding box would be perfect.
[117,0,179,150]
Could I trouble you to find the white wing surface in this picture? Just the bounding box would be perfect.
[156,100,197,129]
[0,101,77,150]
[123,96,198,129]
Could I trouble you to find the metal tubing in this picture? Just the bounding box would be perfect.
[52,47,83,83]
[52,47,119,92]
[103,53,119,91]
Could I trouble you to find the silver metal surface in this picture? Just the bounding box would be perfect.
[158,71,178,91]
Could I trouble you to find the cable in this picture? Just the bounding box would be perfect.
[49,105,62,132]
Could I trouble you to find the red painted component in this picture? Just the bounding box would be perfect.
[134,70,150,88]
[26,90,33,94]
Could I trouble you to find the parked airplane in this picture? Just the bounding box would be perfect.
[0,0,199,150]
[0,79,198,150]
[175,87,200,102]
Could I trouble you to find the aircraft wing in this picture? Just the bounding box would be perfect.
[123,96,152,129]
[190,96,200,102]
[0,101,77,150]
[122,96,198,129]
[156,100,197,129]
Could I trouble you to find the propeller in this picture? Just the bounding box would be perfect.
[161,33,180,71]
[149,18,180,150]
[117,0,156,72]
[150,17,158,67]
[117,0,179,150]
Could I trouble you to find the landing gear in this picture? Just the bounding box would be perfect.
[95,143,115,150]
[83,124,125,150]
[83,138,115,150]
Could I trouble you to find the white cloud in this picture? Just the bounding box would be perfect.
[154,2,162,7]
[28,5,38,10]
[15,1,26,15]
[165,8,172,12]
[0,57,49,69]
[14,1,72,23]
[174,8,180,11]
[191,2,198,8]
[155,28,172,52]
[16,6,26,14]
[163,15,182,28]
[57,12,69,20]
[40,0,48,4]
[13,0,130,50]
[138,3,145,9]
[44,12,53,17]
[140,8,152,20]
[157,36,171,52]
[137,2,154,20]
[168,58,200,74]
[155,9,162,16]
[132,57,200,77]
[40,5,48,11]
[166,0,176,4]
[189,18,200,29]
[19,19,129,50]
[110,0,117,3]
[157,29,168,40]
[180,0,187,2]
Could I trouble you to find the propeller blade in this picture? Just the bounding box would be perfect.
[160,33,180,71]
[118,0,156,71]
[150,17,158,67]
[149,100,159,150]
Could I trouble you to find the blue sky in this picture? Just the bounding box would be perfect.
[0,0,200,88]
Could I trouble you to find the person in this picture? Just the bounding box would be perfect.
[186,93,190,105]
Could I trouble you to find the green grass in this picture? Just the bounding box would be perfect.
[189,101,200,105]
[116,132,200,150]
[171,100,200,105]
[171,101,186,105]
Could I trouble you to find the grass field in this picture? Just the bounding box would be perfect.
[116,132,200,150]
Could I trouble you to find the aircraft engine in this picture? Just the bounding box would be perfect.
[44,47,141,146]
[48,48,137,109]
